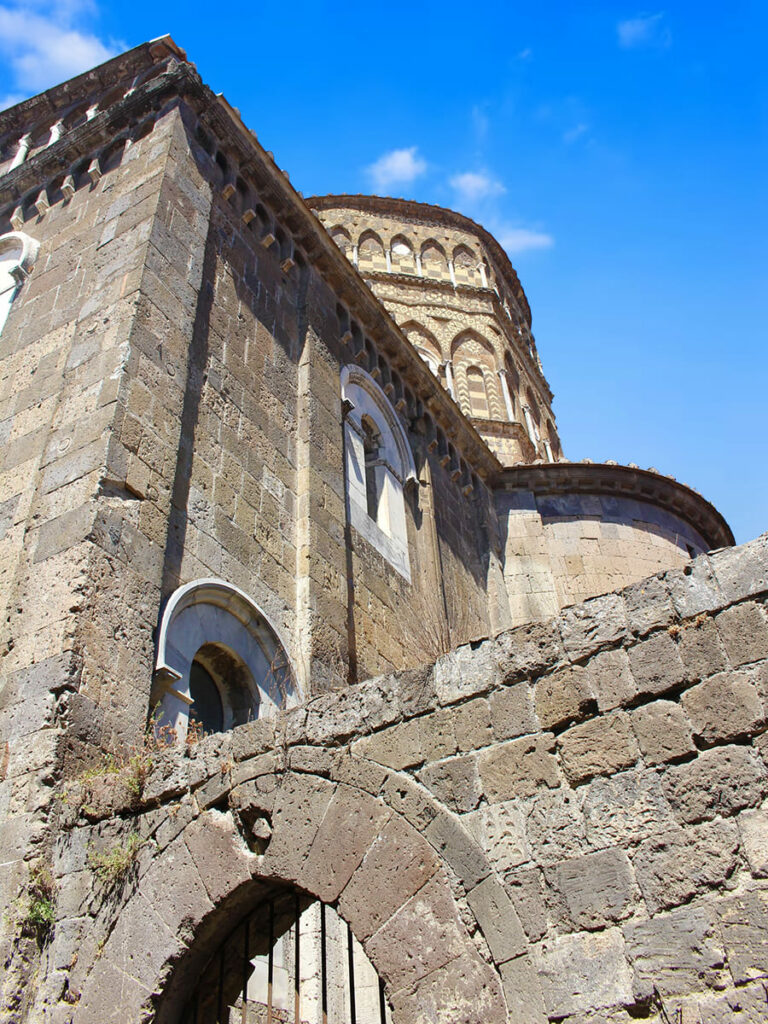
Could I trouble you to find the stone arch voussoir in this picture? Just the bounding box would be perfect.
[74,753,544,1023]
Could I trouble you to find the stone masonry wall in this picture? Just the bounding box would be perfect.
[498,489,710,627]
[7,534,767,1024]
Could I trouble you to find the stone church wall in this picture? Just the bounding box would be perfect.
[6,534,766,1023]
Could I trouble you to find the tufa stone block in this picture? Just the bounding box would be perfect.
[534,664,596,731]
[681,671,765,745]
[716,601,768,667]
[662,744,767,824]
[630,699,695,766]
[478,733,560,801]
[558,711,639,784]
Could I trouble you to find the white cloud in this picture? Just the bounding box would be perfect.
[366,147,427,192]
[496,226,554,255]
[450,171,506,201]
[0,1,120,102]
[563,122,589,144]
[617,12,671,49]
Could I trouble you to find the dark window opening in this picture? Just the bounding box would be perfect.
[362,417,381,522]
[189,659,224,735]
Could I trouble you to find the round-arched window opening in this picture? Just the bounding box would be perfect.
[152,580,298,745]
[188,659,224,735]
[188,641,262,735]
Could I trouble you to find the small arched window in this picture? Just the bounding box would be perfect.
[152,579,297,744]
[0,232,38,336]
[341,365,417,580]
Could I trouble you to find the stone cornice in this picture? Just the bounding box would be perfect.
[0,36,185,142]
[306,193,533,327]
[493,462,734,549]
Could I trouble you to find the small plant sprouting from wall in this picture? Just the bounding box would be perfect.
[18,862,56,946]
[87,832,145,888]
[69,712,177,817]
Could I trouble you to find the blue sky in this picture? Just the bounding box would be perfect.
[1,2,766,543]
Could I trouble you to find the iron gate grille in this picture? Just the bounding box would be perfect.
[180,891,392,1024]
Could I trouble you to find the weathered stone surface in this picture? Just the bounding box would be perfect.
[622,574,675,636]
[365,875,470,993]
[496,620,564,683]
[628,631,686,698]
[552,848,636,930]
[418,707,457,761]
[534,665,596,731]
[711,534,768,602]
[668,556,725,618]
[452,697,493,752]
[584,770,673,848]
[467,874,527,964]
[535,927,634,1017]
[558,711,639,784]
[526,788,590,867]
[380,774,439,832]
[503,867,548,942]
[624,903,726,997]
[716,601,768,667]
[417,755,481,813]
[662,745,768,823]
[338,815,438,940]
[432,641,500,705]
[489,682,536,741]
[558,592,628,660]
[182,809,254,904]
[352,718,424,770]
[388,948,507,1024]
[259,772,336,881]
[698,979,768,1024]
[477,733,560,800]
[499,954,549,1024]
[138,833,214,937]
[717,890,768,984]
[424,812,490,891]
[632,820,740,914]
[630,699,695,766]
[584,646,636,712]
[738,804,768,877]
[464,801,530,875]
[301,784,390,902]
[681,672,764,744]
[677,616,728,681]
[232,718,276,762]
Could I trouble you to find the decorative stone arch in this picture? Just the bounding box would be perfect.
[341,365,417,580]
[74,757,538,1024]
[420,237,447,272]
[152,578,298,742]
[401,320,442,377]
[329,224,352,253]
[390,233,416,275]
[451,331,503,421]
[0,231,39,335]
[452,243,480,286]
[357,229,387,273]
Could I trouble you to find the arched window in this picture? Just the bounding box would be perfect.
[341,365,417,580]
[0,232,38,336]
[466,365,490,418]
[152,579,297,743]
[390,234,416,274]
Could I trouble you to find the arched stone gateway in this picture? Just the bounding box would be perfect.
[73,756,534,1024]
